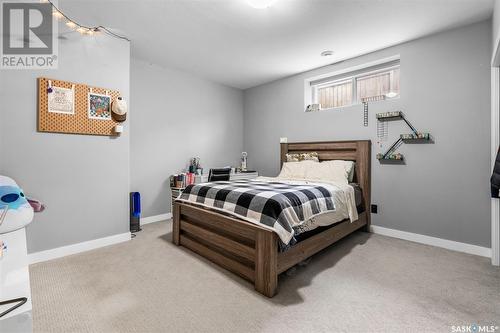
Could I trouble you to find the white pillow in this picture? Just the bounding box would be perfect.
[337,160,355,182]
[278,160,318,179]
[304,160,351,184]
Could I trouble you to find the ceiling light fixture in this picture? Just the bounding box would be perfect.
[247,0,278,9]
[321,50,334,57]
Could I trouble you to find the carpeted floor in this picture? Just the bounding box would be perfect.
[30,221,500,333]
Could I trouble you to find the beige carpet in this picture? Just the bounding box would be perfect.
[30,221,500,333]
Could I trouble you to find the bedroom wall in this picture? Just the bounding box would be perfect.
[130,59,244,217]
[243,20,492,247]
[493,0,500,52]
[0,35,130,253]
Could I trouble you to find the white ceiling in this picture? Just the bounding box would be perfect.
[61,0,494,89]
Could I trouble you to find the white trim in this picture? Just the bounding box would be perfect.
[141,213,172,225]
[28,232,131,264]
[492,34,500,67]
[370,225,492,258]
[491,66,500,266]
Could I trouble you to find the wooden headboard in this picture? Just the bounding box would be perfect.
[280,140,371,227]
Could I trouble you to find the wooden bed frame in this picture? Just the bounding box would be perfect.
[172,140,371,297]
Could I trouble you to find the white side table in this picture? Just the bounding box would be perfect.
[0,228,33,332]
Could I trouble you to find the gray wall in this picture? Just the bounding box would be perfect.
[130,59,244,217]
[0,35,130,253]
[243,20,492,247]
[494,0,500,51]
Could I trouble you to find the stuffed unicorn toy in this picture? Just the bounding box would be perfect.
[0,175,44,234]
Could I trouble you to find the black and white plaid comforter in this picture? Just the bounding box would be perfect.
[176,180,336,246]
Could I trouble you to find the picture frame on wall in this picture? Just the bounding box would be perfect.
[48,85,75,114]
[88,92,111,120]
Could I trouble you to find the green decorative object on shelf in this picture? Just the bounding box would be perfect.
[401,132,430,140]
[376,153,403,160]
[376,111,431,163]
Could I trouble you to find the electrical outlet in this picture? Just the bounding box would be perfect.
[280,137,288,143]
[371,204,378,214]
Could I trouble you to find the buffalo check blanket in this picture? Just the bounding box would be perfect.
[176,179,336,247]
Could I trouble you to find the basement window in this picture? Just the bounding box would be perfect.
[305,57,400,111]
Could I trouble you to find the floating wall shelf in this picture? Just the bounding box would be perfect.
[376,111,403,121]
[400,133,431,141]
[376,112,431,162]
[376,153,404,161]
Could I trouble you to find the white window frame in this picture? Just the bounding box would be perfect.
[304,55,400,112]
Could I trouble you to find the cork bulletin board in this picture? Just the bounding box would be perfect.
[38,77,121,136]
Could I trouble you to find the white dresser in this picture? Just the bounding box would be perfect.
[0,228,33,332]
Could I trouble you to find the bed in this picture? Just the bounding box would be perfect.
[172,140,371,297]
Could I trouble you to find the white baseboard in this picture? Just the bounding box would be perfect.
[28,214,171,264]
[29,232,131,264]
[370,225,492,258]
[141,213,172,225]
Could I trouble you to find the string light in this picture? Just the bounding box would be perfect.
[44,0,129,41]
[65,21,77,29]
[52,9,63,19]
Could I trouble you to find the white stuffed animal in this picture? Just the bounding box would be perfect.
[0,176,35,234]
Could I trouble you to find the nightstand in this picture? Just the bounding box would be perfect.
[170,187,184,211]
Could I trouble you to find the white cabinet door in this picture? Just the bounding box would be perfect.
[0,228,32,328]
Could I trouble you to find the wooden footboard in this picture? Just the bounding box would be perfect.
[173,202,367,297]
[173,202,278,296]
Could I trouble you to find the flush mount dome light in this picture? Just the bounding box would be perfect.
[247,0,278,9]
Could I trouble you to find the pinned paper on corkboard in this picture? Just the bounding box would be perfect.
[38,77,121,136]
[48,85,74,115]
